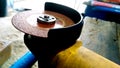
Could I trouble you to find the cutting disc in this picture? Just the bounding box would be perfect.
[12,10,74,38]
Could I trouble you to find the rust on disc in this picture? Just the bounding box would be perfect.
[12,10,74,37]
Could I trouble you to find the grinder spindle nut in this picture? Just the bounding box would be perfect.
[37,14,56,27]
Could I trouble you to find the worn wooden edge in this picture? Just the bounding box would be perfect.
[0,45,11,66]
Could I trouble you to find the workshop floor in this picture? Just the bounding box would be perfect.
[79,17,120,64]
[0,0,120,68]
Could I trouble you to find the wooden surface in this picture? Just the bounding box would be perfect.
[0,41,11,66]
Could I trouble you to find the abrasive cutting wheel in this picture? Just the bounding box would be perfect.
[12,10,75,37]
[12,2,83,68]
